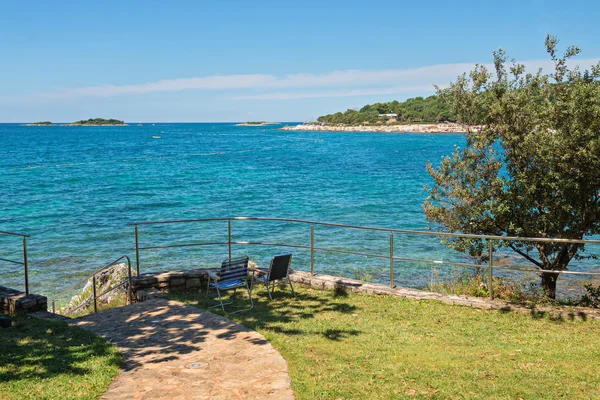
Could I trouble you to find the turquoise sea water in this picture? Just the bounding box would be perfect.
[1,123,595,299]
[1,123,466,296]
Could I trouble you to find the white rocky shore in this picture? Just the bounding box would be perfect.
[280,122,479,134]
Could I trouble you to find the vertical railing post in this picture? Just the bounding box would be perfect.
[92,275,98,313]
[23,237,29,296]
[389,232,394,288]
[127,258,133,305]
[228,219,232,260]
[135,225,140,276]
[52,300,56,314]
[310,225,315,275]
[488,239,494,300]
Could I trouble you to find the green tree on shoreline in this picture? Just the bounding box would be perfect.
[423,35,600,298]
[317,95,456,125]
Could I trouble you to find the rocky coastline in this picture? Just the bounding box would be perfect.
[280,122,479,134]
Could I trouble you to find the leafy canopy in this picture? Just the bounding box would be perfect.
[317,95,456,125]
[423,35,600,298]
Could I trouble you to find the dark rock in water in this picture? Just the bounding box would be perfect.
[0,314,11,328]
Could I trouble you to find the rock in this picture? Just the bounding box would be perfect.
[62,263,134,314]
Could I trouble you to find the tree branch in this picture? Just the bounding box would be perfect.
[507,243,544,268]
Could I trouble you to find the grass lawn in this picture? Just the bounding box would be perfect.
[0,314,122,400]
[169,285,600,399]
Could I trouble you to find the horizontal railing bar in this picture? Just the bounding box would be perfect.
[498,267,600,276]
[49,255,132,302]
[0,257,24,265]
[138,242,231,250]
[0,230,30,238]
[138,239,600,277]
[313,246,390,260]
[139,241,312,251]
[128,217,600,245]
[392,257,482,268]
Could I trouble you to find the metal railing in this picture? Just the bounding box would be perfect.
[49,255,134,316]
[0,230,30,295]
[130,217,600,300]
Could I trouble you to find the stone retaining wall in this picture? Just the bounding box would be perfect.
[130,269,600,321]
[131,269,211,299]
[289,271,600,321]
[0,286,48,314]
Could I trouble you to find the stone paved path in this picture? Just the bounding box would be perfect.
[74,298,294,400]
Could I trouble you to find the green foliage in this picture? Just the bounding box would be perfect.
[424,35,600,298]
[429,268,531,302]
[579,283,600,308]
[71,118,125,125]
[317,95,456,125]
[31,121,53,125]
[0,314,121,399]
[245,121,266,124]
[169,286,600,399]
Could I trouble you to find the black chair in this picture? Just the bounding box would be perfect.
[205,256,253,313]
[253,254,295,300]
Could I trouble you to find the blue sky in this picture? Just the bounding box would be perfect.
[1,0,599,122]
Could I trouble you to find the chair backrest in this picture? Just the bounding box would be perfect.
[268,254,292,281]
[219,256,249,283]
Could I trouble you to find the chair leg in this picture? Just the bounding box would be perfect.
[205,279,211,307]
[216,287,225,313]
[229,281,254,314]
[288,278,295,297]
[265,280,273,300]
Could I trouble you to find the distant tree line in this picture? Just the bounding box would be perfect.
[317,95,456,125]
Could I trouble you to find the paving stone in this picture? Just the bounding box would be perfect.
[74,298,294,400]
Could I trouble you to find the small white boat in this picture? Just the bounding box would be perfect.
[152,135,161,139]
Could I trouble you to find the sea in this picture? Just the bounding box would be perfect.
[0,123,595,299]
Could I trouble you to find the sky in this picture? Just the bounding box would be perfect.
[1,0,599,122]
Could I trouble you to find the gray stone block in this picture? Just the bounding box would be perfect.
[186,278,202,288]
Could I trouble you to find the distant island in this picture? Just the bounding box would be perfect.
[65,118,127,126]
[24,121,54,126]
[23,118,128,127]
[235,121,280,126]
[280,95,480,133]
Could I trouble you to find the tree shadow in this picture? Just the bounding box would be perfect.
[0,314,121,383]
[58,279,362,377]
[496,304,590,323]
[72,298,281,371]
[169,283,362,341]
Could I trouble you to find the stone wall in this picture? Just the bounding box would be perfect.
[131,269,211,299]
[130,269,600,321]
[0,286,48,314]
[288,271,600,321]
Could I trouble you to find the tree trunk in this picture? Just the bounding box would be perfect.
[541,271,559,299]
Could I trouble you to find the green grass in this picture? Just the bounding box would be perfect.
[0,314,122,400]
[169,286,600,399]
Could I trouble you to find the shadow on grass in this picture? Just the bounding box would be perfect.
[168,283,362,341]
[495,303,593,322]
[0,314,121,383]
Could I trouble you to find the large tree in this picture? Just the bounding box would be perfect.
[423,35,600,298]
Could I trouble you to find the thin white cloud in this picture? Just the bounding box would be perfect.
[33,62,492,99]
[231,85,436,100]
[7,58,600,102]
